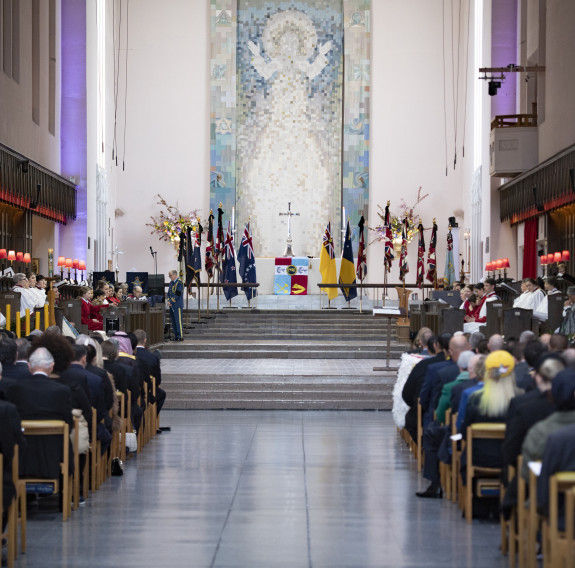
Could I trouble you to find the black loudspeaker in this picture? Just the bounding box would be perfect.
[148,274,166,301]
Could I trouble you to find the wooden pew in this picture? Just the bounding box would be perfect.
[20,420,72,521]
[464,423,506,523]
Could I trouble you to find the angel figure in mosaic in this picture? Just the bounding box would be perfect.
[241,9,335,257]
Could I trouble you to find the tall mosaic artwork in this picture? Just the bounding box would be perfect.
[210,0,370,258]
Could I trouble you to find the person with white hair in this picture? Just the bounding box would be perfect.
[6,346,74,478]
[12,273,43,315]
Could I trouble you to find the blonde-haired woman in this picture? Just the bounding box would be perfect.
[460,350,521,489]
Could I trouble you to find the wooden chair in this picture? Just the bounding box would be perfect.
[450,412,460,504]
[12,445,26,556]
[21,420,72,521]
[504,455,528,568]
[90,409,102,492]
[545,471,575,568]
[416,399,423,472]
[440,409,452,500]
[464,422,506,524]
[0,453,16,568]
[527,462,541,568]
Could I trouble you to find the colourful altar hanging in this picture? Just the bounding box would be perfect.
[274,257,309,295]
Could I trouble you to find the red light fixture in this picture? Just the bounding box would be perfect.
[78,260,86,270]
[23,253,31,263]
[502,258,510,269]
[554,252,562,263]
[495,259,503,270]
[15,251,23,262]
[547,253,555,264]
[562,250,570,262]
[0,249,6,260]
[7,250,16,261]
[541,255,548,265]
[57,256,66,267]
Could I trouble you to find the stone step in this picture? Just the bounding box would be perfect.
[164,399,391,410]
[162,342,398,351]
[161,349,402,359]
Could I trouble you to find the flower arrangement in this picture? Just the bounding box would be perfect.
[146,194,200,249]
[372,187,429,245]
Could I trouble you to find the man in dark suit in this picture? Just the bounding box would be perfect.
[402,334,442,443]
[134,329,166,415]
[7,347,73,478]
[62,344,111,453]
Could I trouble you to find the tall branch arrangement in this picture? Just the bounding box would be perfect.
[146,194,200,249]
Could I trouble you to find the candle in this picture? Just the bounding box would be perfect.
[48,248,54,277]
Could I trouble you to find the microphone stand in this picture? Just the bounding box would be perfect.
[150,247,158,276]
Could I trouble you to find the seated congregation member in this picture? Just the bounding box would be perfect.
[468,331,485,354]
[487,333,505,353]
[108,285,123,305]
[499,354,563,516]
[419,333,464,428]
[27,273,47,307]
[401,334,441,443]
[0,337,24,399]
[533,276,561,322]
[0,382,24,532]
[460,350,520,479]
[449,354,486,419]
[549,333,569,352]
[502,354,563,469]
[80,287,103,331]
[7,347,73,478]
[101,340,129,397]
[407,327,433,355]
[417,349,475,498]
[560,286,575,336]
[525,277,545,311]
[513,280,531,308]
[129,286,147,302]
[520,368,575,480]
[459,285,472,310]
[120,282,129,301]
[12,273,43,315]
[110,332,146,431]
[536,422,575,517]
[134,329,166,415]
[463,279,499,334]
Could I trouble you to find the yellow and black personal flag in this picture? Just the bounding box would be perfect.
[320,221,338,300]
[339,220,357,301]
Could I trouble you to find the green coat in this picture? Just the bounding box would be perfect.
[436,371,469,424]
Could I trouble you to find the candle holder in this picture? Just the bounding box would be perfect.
[65,258,73,281]
[78,260,86,283]
[72,259,79,284]
[48,248,54,277]
[57,256,66,279]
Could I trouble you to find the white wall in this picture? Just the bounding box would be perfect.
[110,0,476,293]
[111,0,210,279]
[0,0,60,170]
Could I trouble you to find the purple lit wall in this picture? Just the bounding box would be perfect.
[60,0,87,262]
[491,0,518,118]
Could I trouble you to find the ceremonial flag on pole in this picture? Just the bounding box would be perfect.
[384,202,394,273]
[222,220,238,301]
[237,221,257,301]
[443,226,456,288]
[339,220,357,301]
[215,206,224,270]
[416,223,425,289]
[356,216,367,282]
[320,221,338,300]
[185,227,194,287]
[205,211,214,279]
[187,221,203,287]
[399,217,409,282]
[178,231,185,263]
[426,220,437,285]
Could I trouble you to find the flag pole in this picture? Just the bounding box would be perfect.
[207,278,210,315]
